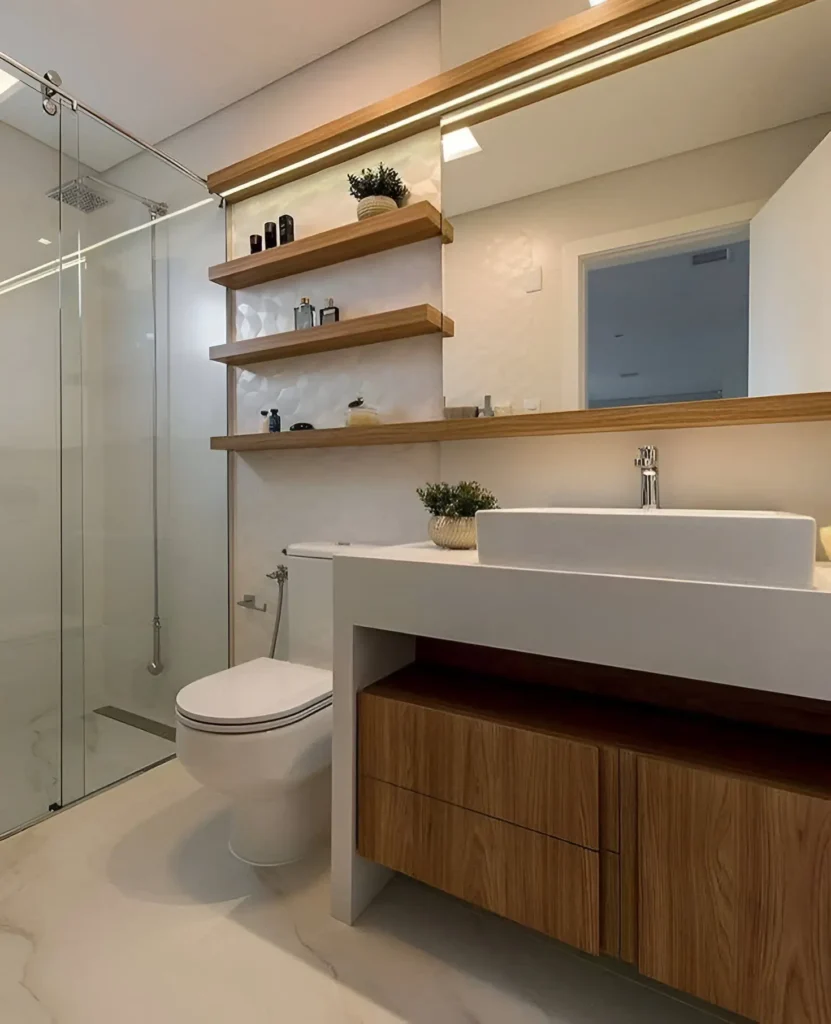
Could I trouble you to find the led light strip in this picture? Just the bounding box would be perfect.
[219,0,756,198]
[441,0,782,127]
[0,198,215,296]
[0,257,86,297]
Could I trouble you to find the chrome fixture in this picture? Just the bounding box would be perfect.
[266,566,289,659]
[635,445,660,510]
[41,70,61,116]
[237,595,268,612]
[0,51,207,188]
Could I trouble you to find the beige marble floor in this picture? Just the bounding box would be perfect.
[0,760,739,1024]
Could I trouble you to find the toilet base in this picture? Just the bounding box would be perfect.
[227,768,331,867]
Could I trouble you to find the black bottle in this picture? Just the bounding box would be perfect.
[279,214,295,245]
[250,234,263,254]
[264,222,277,249]
[320,298,340,325]
[268,409,281,433]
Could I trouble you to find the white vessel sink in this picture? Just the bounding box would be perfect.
[476,508,817,588]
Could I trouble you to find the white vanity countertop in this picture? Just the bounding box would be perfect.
[333,542,831,702]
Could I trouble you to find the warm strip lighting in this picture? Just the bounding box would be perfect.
[38,237,52,245]
[442,127,482,162]
[0,257,86,298]
[0,197,215,295]
[441,0,782,128]
[589,0,609,5]
[219,0,753,198]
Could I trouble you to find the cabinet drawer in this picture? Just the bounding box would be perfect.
[358,690,600,848]
[359,776,600,954]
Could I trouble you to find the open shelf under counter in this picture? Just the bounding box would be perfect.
[210,305,454,366]
[208,201,453,290]
[210,392,831,451]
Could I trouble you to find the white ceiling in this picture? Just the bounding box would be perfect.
[444,0,831,216]
[0,0,427,169]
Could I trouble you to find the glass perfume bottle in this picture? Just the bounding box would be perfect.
[264,222,277,249]
[250,234,263,254]
[294,298,315,330]
[319,298,340,325]
[279,214,295,245]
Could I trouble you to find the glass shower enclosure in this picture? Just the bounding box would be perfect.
[0,58,229,835]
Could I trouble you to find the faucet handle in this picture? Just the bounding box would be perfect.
[635,445,658,468]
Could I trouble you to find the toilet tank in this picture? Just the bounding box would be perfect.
[285,542,349,670]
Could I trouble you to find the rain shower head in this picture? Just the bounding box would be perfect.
[46,179,112,213]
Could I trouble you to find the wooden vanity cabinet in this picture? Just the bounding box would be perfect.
[637,757,831,1024]
[356,663,831,1023]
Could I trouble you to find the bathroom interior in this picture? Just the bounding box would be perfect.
[2,0,831,1020]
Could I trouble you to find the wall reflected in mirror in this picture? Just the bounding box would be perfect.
[441,0,831,416]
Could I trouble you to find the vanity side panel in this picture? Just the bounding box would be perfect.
[358,775,600,954]
[358,689,600,848]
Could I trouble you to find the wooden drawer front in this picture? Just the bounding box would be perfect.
[358,776,600,954]
[359,692,600,848]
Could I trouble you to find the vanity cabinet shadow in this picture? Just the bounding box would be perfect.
[637,757,831,1024]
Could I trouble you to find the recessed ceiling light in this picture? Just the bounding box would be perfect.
[589,0,609,7]
[0,67,22,103]
[442,127,482,162]
[38,238,52,245]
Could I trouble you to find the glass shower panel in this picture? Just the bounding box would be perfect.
[0,69,65,833]
[64,110,228,796]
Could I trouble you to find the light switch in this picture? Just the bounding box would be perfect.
[519,266,542,293]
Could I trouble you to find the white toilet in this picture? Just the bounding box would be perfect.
[175,542,343,867]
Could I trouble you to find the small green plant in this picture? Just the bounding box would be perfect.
[417,481,499,519]
[347,163,409,205]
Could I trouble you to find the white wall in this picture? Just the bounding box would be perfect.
[441,0,582,67]
[443,116,831,413]
[749,129,831,395]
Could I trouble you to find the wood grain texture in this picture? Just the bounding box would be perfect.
[619,750,639,966]
[600,852,621,959]
[358,776,600,954]
[209,305,453,366]
[637,757,831,1022]
[416,638,831,738]
[208,0,812,201]
[358,689,600,848]
[638,757,740,1012]
[208,202,452,289]
[210,391,831,451]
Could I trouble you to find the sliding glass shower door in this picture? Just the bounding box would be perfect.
[0,71,66,832]
[0,60,228,836]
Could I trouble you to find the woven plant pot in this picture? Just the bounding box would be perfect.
[428,516,477,550]
[357,195,398,221]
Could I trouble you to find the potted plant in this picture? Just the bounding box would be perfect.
[347,163,409,221]
[417,480,499,550]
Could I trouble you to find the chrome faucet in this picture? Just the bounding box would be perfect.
[635,445,660,510]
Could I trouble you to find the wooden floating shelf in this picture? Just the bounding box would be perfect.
[208,202,453,290]
[210,392,831,452]
[209,305,454,366]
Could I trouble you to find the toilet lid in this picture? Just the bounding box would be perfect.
[175,658,332,729]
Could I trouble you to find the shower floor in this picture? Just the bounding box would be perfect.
[0,710,174,837]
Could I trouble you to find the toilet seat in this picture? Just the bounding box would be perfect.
[175,657,332,735]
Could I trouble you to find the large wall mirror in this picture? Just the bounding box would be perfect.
[440,0,831,418]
